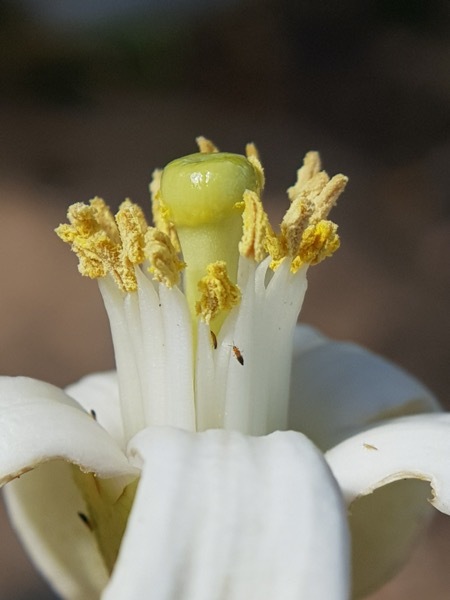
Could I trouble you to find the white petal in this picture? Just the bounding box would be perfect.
[0,376,137,482]
[326,414,450,597]
[326,414,450,512]
[288,327,438,450]
[104,427,350,600]
[66,371,125,449]
[4,461,109,600]
[0,376,139,599]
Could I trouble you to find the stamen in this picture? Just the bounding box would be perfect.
[196,136,219,153]
[145,228,185,287]
[56,199,130,290]
[57,199,157,292]
[287,150,322,200]
[150,170,180,253]
[115,200,147,266]
[195,261,241,325]
[57,140,349,444]
[245,143,265,189]
[239,189,275,262]
[291,220,340,272]
[278,154,348,270]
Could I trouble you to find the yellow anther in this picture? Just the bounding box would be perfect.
[239,189,273,263]
[90,197,120,243]
[280,196,312,257]
[116,200,148,265]
[291,220,340,273]
[287,151,322,201]
[56,198,155,293]
[245,143,265,190]
[56,200,119,281]
[236,150,347,273]
[145,227,185,287]
[245,142,259,160]
[278,153,348,268]
[196,136,219,153]
[195,261,241,324]
[309,173,348,223]
[59,143,348,306]
[150,169,180,253]
[149,169,162,223]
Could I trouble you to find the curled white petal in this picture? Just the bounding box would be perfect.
[0,376,137,483]
[104,427,350,600]
[4,461,109,600]
[326,414,450,596]
[326,413,450,513]
[0,375,139,599]
[289,327,438,450]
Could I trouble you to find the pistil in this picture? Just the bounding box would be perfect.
[159,150,262,330]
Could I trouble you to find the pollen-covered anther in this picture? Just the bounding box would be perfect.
[56,199,119,281]
[287,151,322,201]
[145,228,185,287]
[290,220,340,273]
[195,261,241,324]
[55,198,150,292]
[239,190,274,262]
[245,143,265,190]
[150,170,180,253]
[310,174,348,223]
[196,136,219,153]
[286,150,348,222]
[115,200,148,265]
[280,199,312,257]
[280,153,348,264]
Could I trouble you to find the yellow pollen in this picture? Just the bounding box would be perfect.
[309,174,348,223]
[57,198,183,293]
[287,151,322,199]
[245,143,265,189]
[290,220,340,273]
[195,261,241,324]
[245,142,259,160]
[116,200,148,265]
[59,143,348,302]
[150,169,180,253]
[145,228,185,287]
[89,197,120,243]
[196,136,219,153]
[239,190,277,263]
[277,153,348,269]
[236,151,347,272]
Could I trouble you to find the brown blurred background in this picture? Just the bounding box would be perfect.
[0,0,449,598]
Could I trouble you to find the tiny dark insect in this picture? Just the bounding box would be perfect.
[231,345,244,366]
[90,409,97,420]
[210,330,218,349]
[363,443,378,451]
[78,511,93,530]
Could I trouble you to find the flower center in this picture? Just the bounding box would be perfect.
[56,138,347,439]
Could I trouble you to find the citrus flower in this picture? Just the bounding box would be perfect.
[1,138,449,600]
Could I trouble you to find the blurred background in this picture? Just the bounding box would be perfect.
[0,0,449,598]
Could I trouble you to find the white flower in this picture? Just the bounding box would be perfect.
[1,139,449,600]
